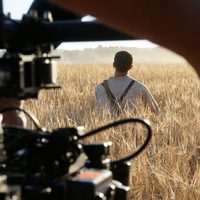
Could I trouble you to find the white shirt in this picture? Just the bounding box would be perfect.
[95,75,160,114]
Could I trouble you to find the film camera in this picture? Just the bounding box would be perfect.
[0,0,151,199]
[0,117,151,200]
[0,0,133,99]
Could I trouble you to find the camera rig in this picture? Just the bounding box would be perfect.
[0,0,151,199]
[0,111,152,200]
[0,0,134,99]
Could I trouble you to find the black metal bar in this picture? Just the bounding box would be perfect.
[37,21,136,42]
[0,19,137,53]
[0,0,3,16]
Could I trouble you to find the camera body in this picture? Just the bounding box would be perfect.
[0,53,59,99]
[0,125,131,200]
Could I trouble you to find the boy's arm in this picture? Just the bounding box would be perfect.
[141,88,161,115]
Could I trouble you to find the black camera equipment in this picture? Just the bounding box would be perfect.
[0,0,151,199]
[0,108,152,200]
[0,0,134,99]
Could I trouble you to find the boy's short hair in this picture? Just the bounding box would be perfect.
[114,51,133,72]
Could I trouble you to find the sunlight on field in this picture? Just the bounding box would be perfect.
[24,62,200,199]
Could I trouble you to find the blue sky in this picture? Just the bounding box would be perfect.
[3,0,157,50]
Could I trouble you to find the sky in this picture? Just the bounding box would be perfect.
[3,0,158,50]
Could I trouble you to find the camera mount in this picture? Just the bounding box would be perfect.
[0,0,134,99]
[0,107,152,200]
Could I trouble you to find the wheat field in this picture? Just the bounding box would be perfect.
[24,62,200,200]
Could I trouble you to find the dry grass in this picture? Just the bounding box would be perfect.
[24,62,200,200]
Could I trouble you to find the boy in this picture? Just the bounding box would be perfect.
[95,51,160,114]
